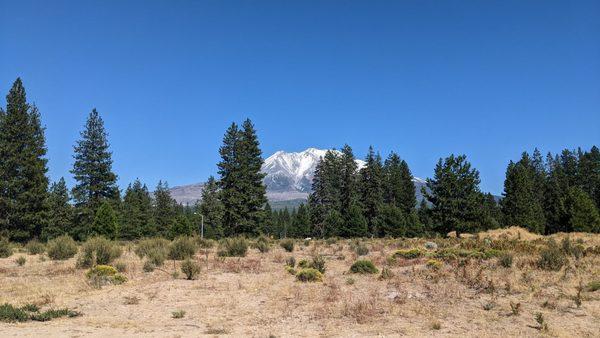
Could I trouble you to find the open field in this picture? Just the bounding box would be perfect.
[1,228,599,337]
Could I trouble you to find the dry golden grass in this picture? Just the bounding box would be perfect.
[0,228,599,337]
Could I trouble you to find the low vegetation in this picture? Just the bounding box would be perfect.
[217,237,248,257]
[349,259,378,274]
[46,235,78,260]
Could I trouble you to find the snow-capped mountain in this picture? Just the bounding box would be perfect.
[169,148,426,205]
[262,148,366,201]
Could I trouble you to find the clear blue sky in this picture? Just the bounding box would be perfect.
[1,1,599,195]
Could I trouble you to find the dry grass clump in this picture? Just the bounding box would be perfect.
[280,239,294,252]
[77,237,122,268]
[46,235,77,260]
[25,240,45,255]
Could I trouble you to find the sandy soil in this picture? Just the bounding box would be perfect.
[1,231,599,337]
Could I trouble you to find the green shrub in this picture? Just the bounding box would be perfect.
[538,240,567,271]
[15,256,26,266]
[0,303,29,322]
[298,259,309,268]
[181,259,201,280]
[280,239,294,252]
[46,235,78,260]
[254,236,270,253]
[168,237,197,260]
[498,253,513,268]
[0,237,13,258]
[309,255,326,274]
[285,266,296,275]
[86,265,127,287]
[585,281,600,292]
[25,240,45,255]
[172,310,186,319]
[217,237,248,257]
[136,238,169,266]
[393,248,423,259]
[285,256,296,268]
[196,238,216,249]
[0,303,79,323]
[426,259,443,271]
[296,268,323,282]
[77,237,122,268]
[349,260,378,274]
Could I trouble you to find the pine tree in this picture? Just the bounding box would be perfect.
[383,152,417,214]
[218,120,267,236]
[71,109,119,239]
[41,178,73,241]
[564,187,600,233]
[289,204,311,238]
[121,179,154,240]
[423,154,482,235]
[377,204,406,237]
[579,146,600,209]
[154,180,176,237]
[308,150,342,237]
[0,78,49,241]
[169,215,194,238]
[337,145,367,237]
[417,199,432,231]
[91,201,119,239]
[501,153,546,233]
[359,146,384,236]
[197,176,224,239]
[543,153,570,234]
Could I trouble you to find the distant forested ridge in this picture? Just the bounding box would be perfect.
[1,78,598,241]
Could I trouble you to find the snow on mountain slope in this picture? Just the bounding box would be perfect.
[169,148,424,204]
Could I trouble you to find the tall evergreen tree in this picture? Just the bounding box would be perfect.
[121,179,154,240]
[543,153,570,234]
[579,146,600,209]
[359,146,383,236]
[91,201,119,239]
[218,119,267,236]
[289,203,311,238]
[154,180,176,237]
[41,178,73,241]
[383,152,417,214]
[71,109,119,239]
[197,176,224,239]
[423,154,482,235]
[564,187,600,233]
[338,145,367,237]
[308,150,342,237]
[501,153,546,233]
[0,78,49,241]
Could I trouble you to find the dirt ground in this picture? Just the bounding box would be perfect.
[1,229,599,337]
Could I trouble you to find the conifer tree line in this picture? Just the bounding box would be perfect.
[1,78,598,242]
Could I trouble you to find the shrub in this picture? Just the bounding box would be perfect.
[46,235,78,260]
[310,255,326,274]
[538,240,567,271]
[349,260,378,274]
[25,240,45,255]
[285,256,296,268]
[0,237,13,258]
[114,261,127,273]
[254,236,270,253]
[285,266,296,275]
[351,241,369,256]
[0,303,79,323]
[280,239,294,252]
[0,303,29,322]
[135,238,170,265]
[168,237,197,260]
[393,248,423,259]
[426,259,443,271]
[298,259,309,268]
[77,237,122,268]
[217,237,248,257]
[143,260,155,272]
[86,265,127,287]
[379,267,394,280]
[585,281,600,292]
[196,238,216,249]
[15,256,26,266]
[498,253,513,268]
[296,268,323,282]
[172,310,186,319]
[181,259,201,280]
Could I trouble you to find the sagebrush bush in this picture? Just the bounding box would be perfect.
[426,259,443,270]
[310,255,326,274]
[25,240,45,255]
[46,235,78,260]
[296,268,323,282]
[143,260,155,272]
[538,240,567,271]
[77,237,122,268]
[393,248,423,259]
[196,238,216,249]
[0,237,13,258]
[285,256,296,268]
[15,256,26,266]
[168,237,197,260]
[350,260,378,274]
[136,238,169,266]
[86,265,127,287]
[298,259,309,268]
[354,243,369,256]
[181,259,201,280]
[280,239,294,252]
[498,252,513,268]
[217,237,248,257]
[254,236,270,253]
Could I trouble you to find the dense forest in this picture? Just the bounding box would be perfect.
[1,78,599,242]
